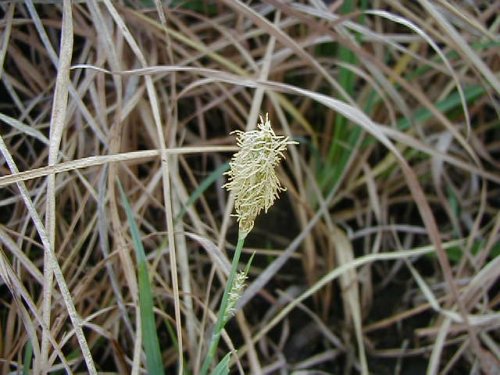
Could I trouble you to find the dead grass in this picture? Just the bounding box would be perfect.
[0,1,499,374]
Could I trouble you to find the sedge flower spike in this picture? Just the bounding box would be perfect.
[224,270,248,322]
[224,114,297,235]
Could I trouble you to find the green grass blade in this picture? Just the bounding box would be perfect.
[22,340,33,375]
[117,180,164,375]
[200,233,246,375]
[211,352,231,375]
[397,85,485,130]
[321,0,366,192]
[176,162,229,222]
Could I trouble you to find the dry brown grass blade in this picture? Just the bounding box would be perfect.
[0,133,96,373]
[96,166,134,339]
[0,4,14,81]
[241,245,438,356]
[0,248,73,374]
[0,146,236,188]
[100,4,184,371]
[185,232,231,276]
[331,226,368,374]
[0,226,43,283]
[419,0,500,95]
[19,1,97,373]
[0,247,42,372]
[1,2,497,373]
[41,1,73,368]
[365,9,475,153]
[200,74,477,348]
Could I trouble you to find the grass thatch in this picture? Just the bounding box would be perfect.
[0,1,499,374]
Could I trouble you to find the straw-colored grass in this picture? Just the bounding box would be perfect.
[0,1,498,374]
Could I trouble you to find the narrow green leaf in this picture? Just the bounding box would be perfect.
[200,234,246,375]
[22,340,33,375]
[211,352,231,375]
[118,180,164,375]
[176,162,229,222]
[397,85,485,130]
[321,0,366,192]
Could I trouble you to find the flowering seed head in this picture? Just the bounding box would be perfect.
[224,114,297,235]
[224,270,248,321]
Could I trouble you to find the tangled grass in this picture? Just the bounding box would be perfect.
[0,1,499,374]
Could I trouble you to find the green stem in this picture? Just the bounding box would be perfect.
[200,231,246,375]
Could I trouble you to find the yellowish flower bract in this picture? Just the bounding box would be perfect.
[224,113,296,235]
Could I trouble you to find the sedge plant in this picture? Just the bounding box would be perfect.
[200,114,296,374]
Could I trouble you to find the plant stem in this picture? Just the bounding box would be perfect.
[200,231,246,375]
